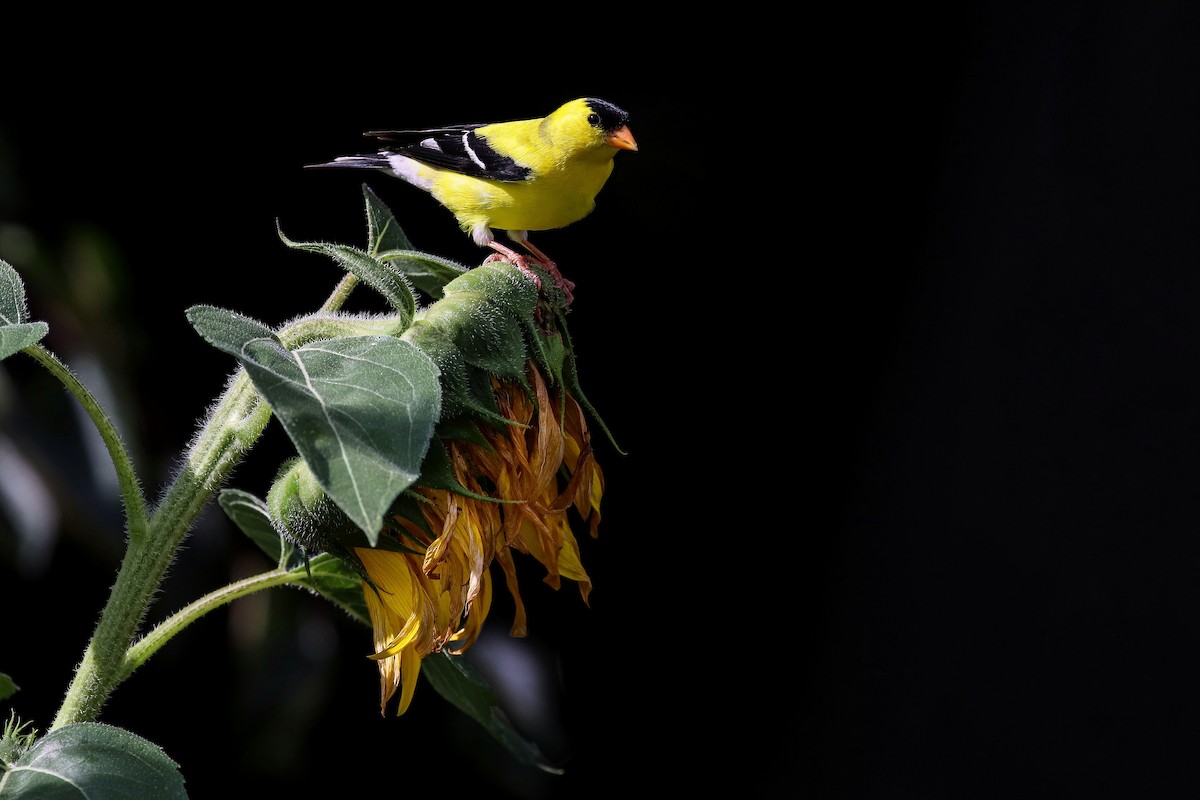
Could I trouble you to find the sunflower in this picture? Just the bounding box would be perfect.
[356,362,603,715]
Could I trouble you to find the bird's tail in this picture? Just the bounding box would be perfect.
[305,155,391,170]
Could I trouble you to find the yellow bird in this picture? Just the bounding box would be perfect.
[309,97,638,303]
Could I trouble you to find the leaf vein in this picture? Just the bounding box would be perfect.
[292,350,371,524]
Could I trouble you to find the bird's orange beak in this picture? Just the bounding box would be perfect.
[606,125,638,151]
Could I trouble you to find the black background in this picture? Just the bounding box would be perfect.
[3,5,1200,798]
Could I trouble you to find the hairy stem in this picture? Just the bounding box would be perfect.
[121,567,297,679]
[50,277,357,730]
[319,273,359,314]
[51,370,271,729]
[23,344,148,542]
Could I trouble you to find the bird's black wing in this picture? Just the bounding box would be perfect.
[364,124,532,182]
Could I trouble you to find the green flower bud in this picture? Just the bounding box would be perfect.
[266,457,368,557]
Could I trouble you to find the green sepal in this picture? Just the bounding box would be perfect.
[415,439,505,503]
[419,264,540,386]
[400,260,622,453]
[549,305,623,454]
[434,416,493,449]
[404,321,509,428]
[402,263,540,435]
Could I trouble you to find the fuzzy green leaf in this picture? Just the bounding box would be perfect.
[378,250,469,300]
[0,673,16,702]
[0,722,186,799]
[361,183,468,298]
[421,653,561,773]
[0,324,48,362]
[363,184,413,254]
[0,259,48,360]
[187,306,441,542]
[0,260,33,324]
[276,226,416,323]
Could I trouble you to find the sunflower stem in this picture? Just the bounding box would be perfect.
[319,273,359,314]
[22,343,148,542]
[50,369,271,730]
[49,276,357,730]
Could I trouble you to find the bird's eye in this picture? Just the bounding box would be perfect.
[587,113,600,127]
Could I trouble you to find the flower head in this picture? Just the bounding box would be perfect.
[356,361,603,715]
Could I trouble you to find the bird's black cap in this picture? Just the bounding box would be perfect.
[584,98,630,132]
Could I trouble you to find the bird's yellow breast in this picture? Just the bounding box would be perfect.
[428,155,616,235]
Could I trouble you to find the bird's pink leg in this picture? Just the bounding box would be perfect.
[484,240,575,304]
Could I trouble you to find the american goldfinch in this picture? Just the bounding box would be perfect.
[309,97,638,303]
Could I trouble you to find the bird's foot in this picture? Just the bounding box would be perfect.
[484,250,543,291]
[531,257,575,304]
[514,240,574,305]
[485,243,574,305]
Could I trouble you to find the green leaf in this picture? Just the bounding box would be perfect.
[187,306,441,542]
[276,225,416,323]
[218,489,303,571]
[0,674,16,702]
[363,184,413,254]
[378,250,468,300]
[0,722,186,799]
[0,324,49,362]
[0,260,33,325]
[421,653,561,774]
[362,184,469,299]
[0,259,48,360]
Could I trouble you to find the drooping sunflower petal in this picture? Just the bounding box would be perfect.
[363,586,403,714]
[395,646,422,716]
[448,567,493,653]
[370,612,423,659]
[495,546,528,638]
[355,360,605,714]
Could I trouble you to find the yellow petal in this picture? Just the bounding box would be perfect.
[395,647,422,716]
